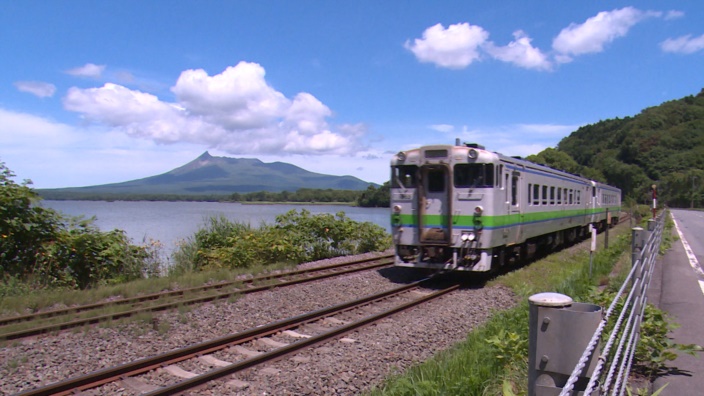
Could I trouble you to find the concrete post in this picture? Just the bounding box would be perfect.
[528,293,602,396]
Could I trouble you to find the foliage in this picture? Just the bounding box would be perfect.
[0,161,154,293]
[587,289,703,379]
[557,88,704,205]
[486,330,528,369]
[170,209,391,274]
[357,182,391,207]
[230,188,365,204]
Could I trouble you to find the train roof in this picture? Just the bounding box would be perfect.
[392,142,621,193]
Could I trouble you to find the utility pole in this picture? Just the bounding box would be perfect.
[692,176,697,209]
[652,184,657,219]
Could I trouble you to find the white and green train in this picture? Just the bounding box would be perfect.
[390,141,621,272]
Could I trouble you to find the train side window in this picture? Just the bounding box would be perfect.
[391,165,418,189]
[511,173,519,206]
[532,184,539,205]
[528,184,532,205]
[542,186,548,205]
[577,190,581,205]
[557,188,562,205]
[569,189,574,205]
[550,186,555,205]
[564,188,568,205]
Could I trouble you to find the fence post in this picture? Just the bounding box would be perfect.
[528,293,602,396]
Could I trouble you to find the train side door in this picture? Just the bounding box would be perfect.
[509,171,522,243]
[418,165,451,244]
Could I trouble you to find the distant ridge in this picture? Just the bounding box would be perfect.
[38,152,375,199]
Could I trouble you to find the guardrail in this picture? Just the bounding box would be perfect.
[528,211,666,396]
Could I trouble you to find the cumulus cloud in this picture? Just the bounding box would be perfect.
[66,63,106,78]
[484,30,552,71]
[404,22,489,69]
[552,7,655,62]
[661,34,704,54]
[63,61,367,156]
[408,7,664,70]
[13,81,56,98]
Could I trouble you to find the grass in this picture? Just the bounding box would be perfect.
[369,223,634,396]
[0,261,297,317]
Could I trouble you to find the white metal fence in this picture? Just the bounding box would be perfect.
[528,212,666,396]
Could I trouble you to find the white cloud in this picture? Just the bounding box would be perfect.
[484,30,552,71]
[66,63,106,78]
[429,124,455,133]
[62,61,367,156]
[421,122,577,158]
[552,7,654,62]
[661,34,704,54]
[664,10,685,21]
[13,81,56,98]
[404,22,489,69]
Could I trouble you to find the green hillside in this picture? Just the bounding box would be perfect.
[530,88,704,208]
[38,152,375,200]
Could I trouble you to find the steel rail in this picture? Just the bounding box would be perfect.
[1,257,393,340]
[145,282,460,396]
[0,254,393,327]
[14,276,439,396]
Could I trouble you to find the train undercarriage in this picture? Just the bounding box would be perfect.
[395,219,616,273]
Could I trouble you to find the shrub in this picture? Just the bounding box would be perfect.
[171,209,391,273]
[0,161,152,292]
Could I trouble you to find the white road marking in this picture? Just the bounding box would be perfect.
[670,213,704,297]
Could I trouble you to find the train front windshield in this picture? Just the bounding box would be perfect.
[392,165,418,189]
[454,163,494,188]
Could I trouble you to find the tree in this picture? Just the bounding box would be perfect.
[0,161,59,276]
[1,160,151,290]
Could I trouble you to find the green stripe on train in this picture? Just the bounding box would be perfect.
[391,206,621,228]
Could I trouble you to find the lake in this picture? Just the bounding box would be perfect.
[42,201,391,258]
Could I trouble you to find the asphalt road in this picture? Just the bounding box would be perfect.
[649,209,704,395]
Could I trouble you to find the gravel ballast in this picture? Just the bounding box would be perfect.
[0,251,517,395]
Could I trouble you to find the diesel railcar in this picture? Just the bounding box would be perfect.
[390,142,621,272]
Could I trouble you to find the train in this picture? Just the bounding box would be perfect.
[390,141,622,272]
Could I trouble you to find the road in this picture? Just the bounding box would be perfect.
[649,209,704,395]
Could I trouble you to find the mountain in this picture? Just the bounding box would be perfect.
[531,88,704,207]
[38,152,375,199]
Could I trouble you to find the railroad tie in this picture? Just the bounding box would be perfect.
[162,364,198,379]
[199,354,232,367]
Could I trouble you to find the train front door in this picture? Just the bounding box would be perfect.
[419,165,451,244]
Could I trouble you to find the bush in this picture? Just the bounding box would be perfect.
[0,161,152,292]
[171,209,391,274]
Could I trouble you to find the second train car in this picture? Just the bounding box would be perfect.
[390,141,621,272]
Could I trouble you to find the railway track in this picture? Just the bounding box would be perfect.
[15,276,459,396]
[0,254,393,341]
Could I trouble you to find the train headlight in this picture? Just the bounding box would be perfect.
[396,152,406,161]
[474,206,483,216]
[468,149,478,159]
[393,205,402,213]
[461,232,475,242]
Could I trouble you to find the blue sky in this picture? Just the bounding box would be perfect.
[1,1,703,188]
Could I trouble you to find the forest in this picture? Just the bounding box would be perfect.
[527,88,704,208]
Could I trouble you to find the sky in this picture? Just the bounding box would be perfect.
[1,1,703,188]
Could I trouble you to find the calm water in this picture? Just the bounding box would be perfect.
[42,201,391,257]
